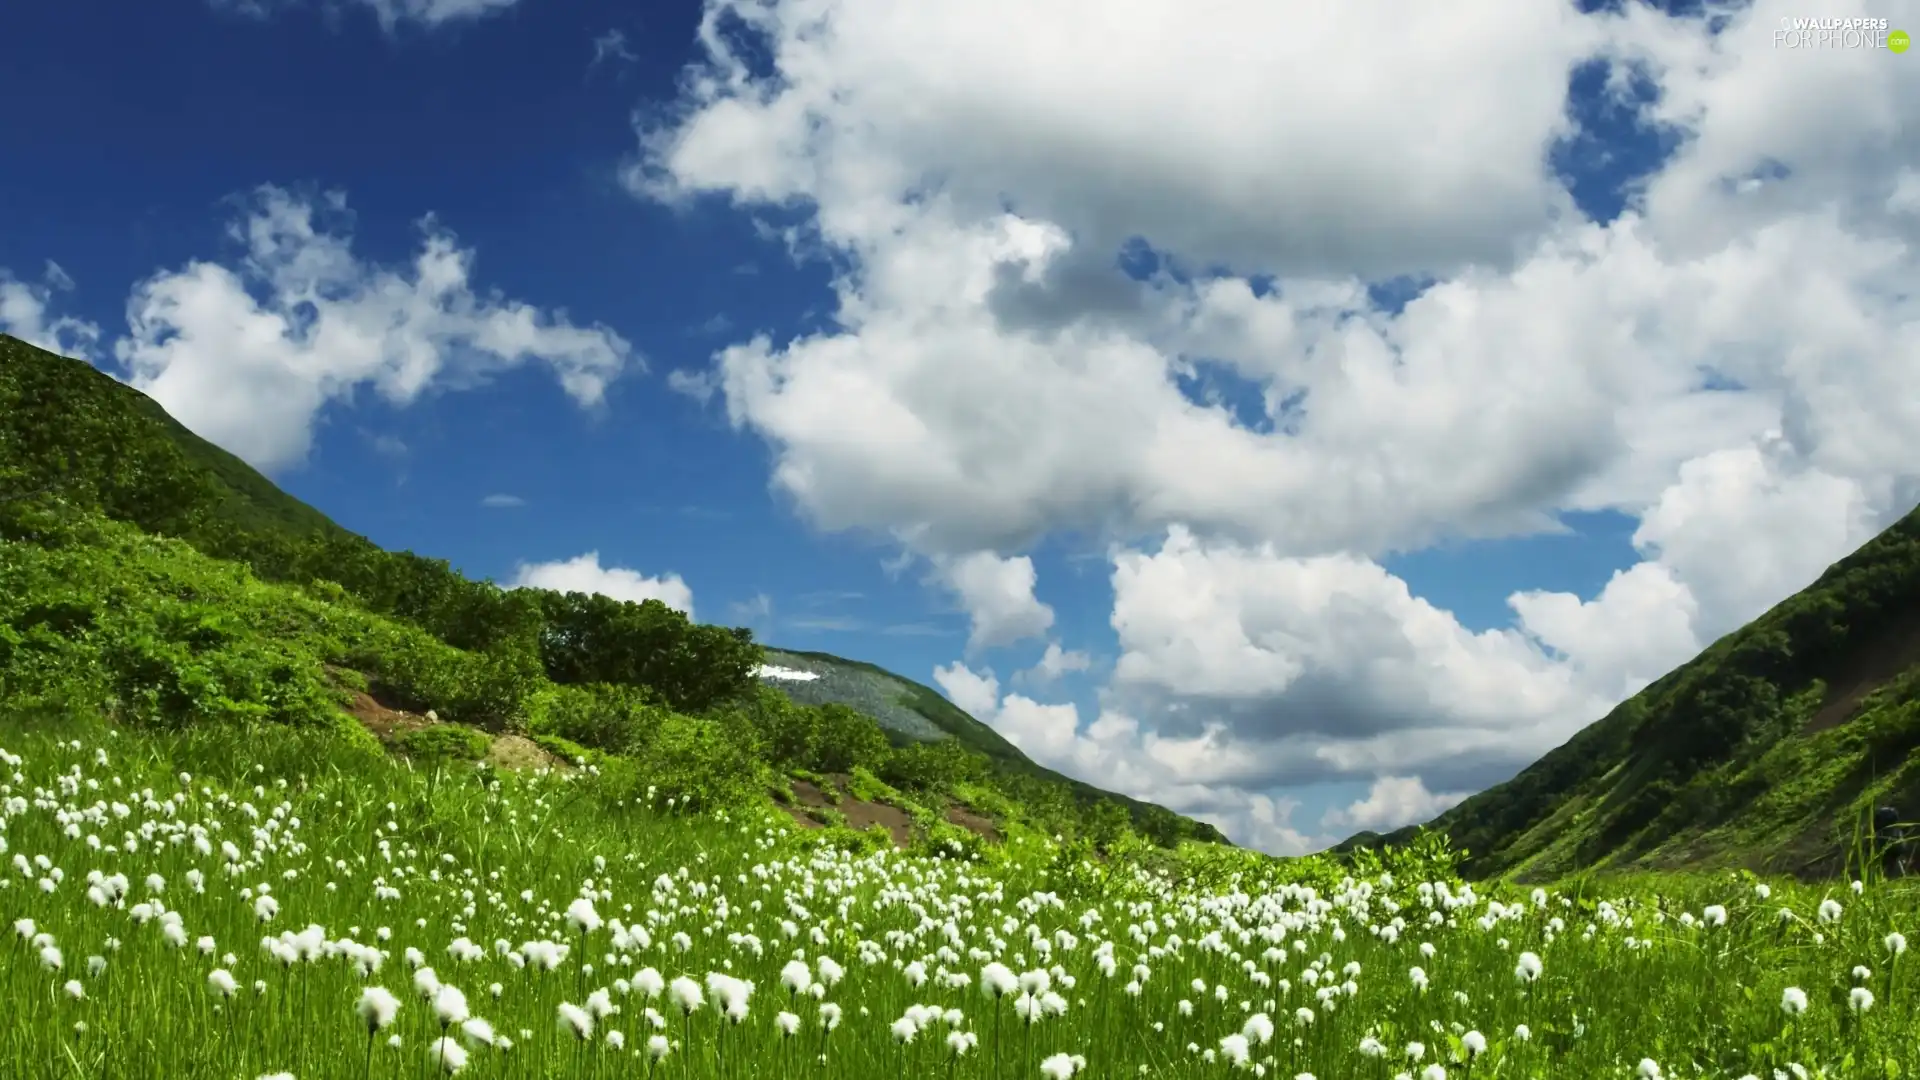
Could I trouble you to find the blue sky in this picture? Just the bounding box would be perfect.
[4,0,1914,852]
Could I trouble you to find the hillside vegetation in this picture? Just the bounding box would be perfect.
[0,333,1220,855]
[1342,502,1920,881]
[756,648,1207,834]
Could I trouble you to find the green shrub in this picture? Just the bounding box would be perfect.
[812,703,891,774]
[879,736,983,792]
[950,782,1017,821]
[397,724,492,763]
[629,712,768,812]
[530,732,594,766]
[847,765,902,804]
[791,823,893,857]
[533,589,762,714]
[732,687,819,767]
[912,820,986,862]
[344,627,541,732]
[530,682,665,753]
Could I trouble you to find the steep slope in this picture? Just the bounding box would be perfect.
[756,648,1225,842]
[0,335,350,543]
[758,648,1026,760]
[0,334,1224,847]
[1342,504,1920,880]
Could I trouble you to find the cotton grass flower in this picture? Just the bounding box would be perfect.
[558,1002,594,1041]
[458,1017,496,1049]
[1040,1052,1083,1079]
[431,985,470,1028]
[427,1035,469,1074]
[356,986,400,1033]
[668,976,703,1015]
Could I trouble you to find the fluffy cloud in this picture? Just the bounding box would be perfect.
[211,0,520,31]
[637,0,1621,278]
[508,552,696,619]
[1023,643,1091,683]
[0,262,102,360]
[933,659,1320,854]
[114,186,633,473]
[1321,777,1472,837]
[644,1,1920,848]
[935,552,1055,650]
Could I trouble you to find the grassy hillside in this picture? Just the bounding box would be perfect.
[0,333,1220,851]
[756,647,1227,841]
[1342,503,1920,881]
[760,647,1024,758]
[0,335,348,542]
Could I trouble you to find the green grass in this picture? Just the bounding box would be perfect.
[2,716,1917,1080]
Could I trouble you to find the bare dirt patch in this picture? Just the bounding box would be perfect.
[791,779,836,809]
[780,805,826,830]
[840,798,914,847]
[945,804,1001,843]
[338,684,433,744]
[1804,611,1920,735]
[779,774,915,846]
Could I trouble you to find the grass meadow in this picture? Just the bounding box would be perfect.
[1,718,1914,1080]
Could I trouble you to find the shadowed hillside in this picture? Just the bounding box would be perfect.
[1340,503,1920,880]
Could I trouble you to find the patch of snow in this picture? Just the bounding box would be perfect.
[755,664,822,682]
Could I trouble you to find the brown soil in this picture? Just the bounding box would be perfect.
[945,804,1001,843]
[840,798,914,847]
[329,668,563,774]
[777,774,977,849]
[791,779,836,809]
[1803,611,1920,735]
[779,805,826,830]
[339,685,433,742]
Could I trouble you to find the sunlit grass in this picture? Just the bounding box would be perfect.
[1,717,1914,1080]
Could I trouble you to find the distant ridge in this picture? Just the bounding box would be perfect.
[1340,504,1920,880]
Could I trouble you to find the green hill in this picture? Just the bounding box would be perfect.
[1340,502,1920,881]
[757,648,1025,758]
[0,333,1223,851]
[754,647,1223,836]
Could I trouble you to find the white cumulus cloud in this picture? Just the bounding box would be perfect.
[113,186,634,474]
[643,0,1919,850]
[508,552,696,619]
[1321,777,1472,836]
[1024,642,1092,683]
[0,262,102,360]
[935,551,1055,650]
